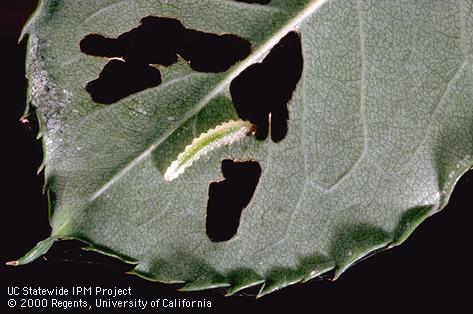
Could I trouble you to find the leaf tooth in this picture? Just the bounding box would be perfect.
[225,269,265,296]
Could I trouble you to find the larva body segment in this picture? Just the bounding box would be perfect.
[164,119,254,181]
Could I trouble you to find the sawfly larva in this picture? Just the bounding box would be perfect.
[164,119,255,181]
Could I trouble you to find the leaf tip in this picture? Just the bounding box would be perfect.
[8,237,57,266]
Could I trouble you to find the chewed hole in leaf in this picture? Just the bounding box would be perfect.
[178,30,251,73]
[80,16,251,104]
[206,160,261,242]
[230,31,302,142]
[81,16,251,70]
[85,60,162,105]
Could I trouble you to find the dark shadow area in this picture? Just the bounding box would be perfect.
[206,160,261,242]
[234,0,272,4]
[230,31,303,142]
[81,16,251,104]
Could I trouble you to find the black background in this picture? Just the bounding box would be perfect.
[3,1,472,312]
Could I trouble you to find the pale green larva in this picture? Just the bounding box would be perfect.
[164,119,255,181]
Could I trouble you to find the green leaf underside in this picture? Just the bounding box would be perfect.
[17,0,473,296]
